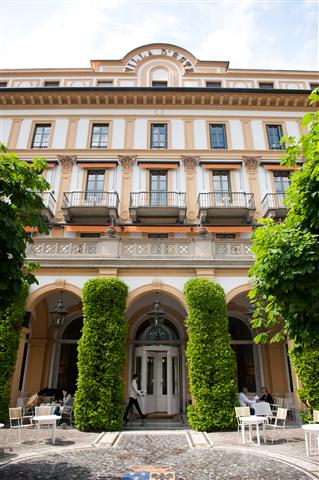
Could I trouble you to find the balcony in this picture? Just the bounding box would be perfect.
[62,191,119,224]
[38,191,56,221]
[198,192,255,225]
[262,193,288,219]
[130,191,186,224]
[26,238,253,268]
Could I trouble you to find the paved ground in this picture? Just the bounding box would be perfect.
[0,423,318,479]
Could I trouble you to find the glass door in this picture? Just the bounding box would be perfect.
[150,170,168,207]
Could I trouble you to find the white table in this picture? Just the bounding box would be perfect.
[253,402,272,417]
[32,415,61,444]
[302,424,319,456]
[241,415,267,445]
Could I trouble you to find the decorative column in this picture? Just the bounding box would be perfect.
[55,155,77,222]
[118,155,137,223]
[242,155,262,220]
[181,155,199,224]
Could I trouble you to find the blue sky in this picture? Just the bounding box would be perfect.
[1,0,318,71]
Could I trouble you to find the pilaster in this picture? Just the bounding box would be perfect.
[55,155,77,221]
[242,155,262,220]
[181,155,199,224]
[118,155,137,222]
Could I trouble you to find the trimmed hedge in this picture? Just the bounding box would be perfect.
[184,278,237,431]
[74,278,128,431]
[289,346,319,410]
[0,287,28,420]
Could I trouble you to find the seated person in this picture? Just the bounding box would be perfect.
[259,386,274,404]
[54,389,73,415]
[38,387,63,402]
[238,387,255,414]
[23,393,41,414]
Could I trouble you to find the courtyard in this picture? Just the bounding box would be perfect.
[0,422,318,479]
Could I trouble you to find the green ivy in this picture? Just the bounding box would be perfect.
[0,286,28,420]
[289,346,319,412]
[184,278,237,431]
[74,278,128,431]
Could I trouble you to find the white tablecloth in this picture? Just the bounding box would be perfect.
[253,402,272,416]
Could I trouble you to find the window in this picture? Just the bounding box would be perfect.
[85,170,105,202]
[31,124,51,149]
[90,124,109,149]
[97,81,113,87]
[209,124,227,149]
[310,83,318,90]
[152,81,168,87]
[266,124,284,150]
[259,82,274,89]
[150,170,168,206]
[206,82,222,88]
[0,82,7,88]
[213,171,231,192]
[274,171,290,193]
[216,233,236,239]
[151,124,167,149]
[80,233,101,238]
[44,81,59,87]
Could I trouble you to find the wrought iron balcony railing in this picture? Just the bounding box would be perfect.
[262,193,287,214]
[62,191,119,209]
[38,191,56,212]
[198,192,255,209]
[130,191,186,208]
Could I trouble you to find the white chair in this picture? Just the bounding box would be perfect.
[60,406,73,427]
[309,410,319,424]
[266,407,288,443]
[7,407,34,443]
[35,406,51,416]
[235,406,250,438]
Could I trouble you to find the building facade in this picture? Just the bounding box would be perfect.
[1,43,317,413]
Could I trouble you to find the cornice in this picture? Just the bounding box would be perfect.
[0,87,312,109]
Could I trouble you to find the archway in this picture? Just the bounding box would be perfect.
[126,286,187,415]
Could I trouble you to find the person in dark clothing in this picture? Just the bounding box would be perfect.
[259,386,274,404]
[38,387,63,402]
[123,374,147,425]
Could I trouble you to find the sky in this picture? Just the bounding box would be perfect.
[0,0,318,71]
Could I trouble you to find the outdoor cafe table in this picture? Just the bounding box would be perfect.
[32,415,61,444]
[301,423,319,456]
[241,415,267,446]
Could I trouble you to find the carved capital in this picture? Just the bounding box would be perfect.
[57,155,77,170]
[118,155,137,169]
[181,155,200,170]
[242,155,261,171]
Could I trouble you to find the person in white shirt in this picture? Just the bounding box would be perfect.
[238,387,255,414]
[123,374,147,424]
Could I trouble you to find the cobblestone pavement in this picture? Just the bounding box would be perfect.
[0,427,318,480]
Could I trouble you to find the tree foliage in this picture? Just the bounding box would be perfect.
[74,278,128,431]
[0,144,49,309]
[184,278,237,431]
[249,90,319,347]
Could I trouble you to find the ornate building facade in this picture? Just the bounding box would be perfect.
[1,43,317,413]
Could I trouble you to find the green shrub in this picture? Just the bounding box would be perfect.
[0,287,28,419]
[74,278,128,431]
[184,278,237,431]
[289,345,319,411]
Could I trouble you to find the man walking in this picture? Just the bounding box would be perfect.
[123,374,147,424]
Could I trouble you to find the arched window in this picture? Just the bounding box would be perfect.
[135,318,179,343]
[151,68,169,87]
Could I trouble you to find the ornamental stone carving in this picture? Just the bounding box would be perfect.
[57,155,77,170]
[118,155,137,169]
[181,155,200,170]
[242,155,261,171]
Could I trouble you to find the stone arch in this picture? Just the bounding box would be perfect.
[26,281,82,310]
[126,282,187,312]
[226,282,252,304]
[139,58,183,87]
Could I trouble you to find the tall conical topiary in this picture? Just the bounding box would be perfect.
[184,278,237,431]
[74,278,128,431]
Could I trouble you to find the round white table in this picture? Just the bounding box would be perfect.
[302,423,319,456]
[32,415,61,444]
[241,415,267,445]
